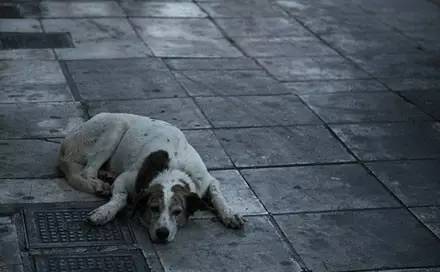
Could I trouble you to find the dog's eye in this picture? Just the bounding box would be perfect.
[150,206,160,213]
[172,209,182,216]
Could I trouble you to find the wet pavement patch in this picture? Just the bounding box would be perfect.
[0,32,74,50]
[0,4,22,18]
[33,250,150,272]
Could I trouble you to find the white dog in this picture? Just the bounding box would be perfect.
[58,113,244,243]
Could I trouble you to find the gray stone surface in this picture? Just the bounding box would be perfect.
[400,90,440,119]
[40,1,125,18]
[352,54,440,79]
[121,2,207,17]
[165,57,260,70]
[258,56,370,81]
[0,139,59,178]
[184,130,233,169]
[214,17,311,37]
[321,32,422,57]
[154,216,301,272]
[367,160,440,206]
[42,19,151,59]
[404,30,440,53]
[301,92,431,123]
[198,170,266,216]
[241,164,399,213]
[234,36,337,57]
[0,19,42,32]
[174,70,289,96]
[199,0,286,18]
[382,78,440,91]
[284,79,387,94]
[88,98,209,129]
[195,95,321,127]
[0,178,99,204]
[0,60,65,85]
[215,126,354,167]
[0,217,21,270]
[0,84,72,103]
[0,49,55,60]
[132,18,241,57]
[275,209,440,271]
[66,58,187,100]
[0,102,85,138]
[331,122,440,160]
[411,206,440,238]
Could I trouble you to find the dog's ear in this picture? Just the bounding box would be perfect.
[185,193,205,216]
[135,150,169,194]
[132,191,150,217]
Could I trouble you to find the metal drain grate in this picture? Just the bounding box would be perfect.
[0,32,74,50]
[0,4,22,18]
[33,251,150,272]
[24,206,134,248]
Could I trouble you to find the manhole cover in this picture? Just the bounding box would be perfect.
[23,205,134,248]
[33,250,150,272]
[0,32,74,50]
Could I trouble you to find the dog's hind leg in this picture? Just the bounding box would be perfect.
[58,157,111,196]
[81,123,128,181]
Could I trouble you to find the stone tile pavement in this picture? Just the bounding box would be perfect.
[0,0,439,271]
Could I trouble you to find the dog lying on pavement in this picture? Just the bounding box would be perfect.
[58,113,244,243]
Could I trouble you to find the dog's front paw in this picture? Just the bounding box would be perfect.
[221,213,245,229]
[87,206,114,225]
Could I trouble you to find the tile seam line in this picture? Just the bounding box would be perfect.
[295,92,440,243]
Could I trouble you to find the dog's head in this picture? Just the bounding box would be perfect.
[133,150,205,243]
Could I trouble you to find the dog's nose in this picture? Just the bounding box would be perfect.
[156,227,169,241]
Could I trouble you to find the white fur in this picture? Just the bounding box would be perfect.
[58,113,244,241]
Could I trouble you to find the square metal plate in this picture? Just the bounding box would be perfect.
[33,250,150,272]
[23,204,135,249]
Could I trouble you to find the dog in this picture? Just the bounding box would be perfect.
[58,113,244,243]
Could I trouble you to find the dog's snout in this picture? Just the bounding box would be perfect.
[156,227,169,241]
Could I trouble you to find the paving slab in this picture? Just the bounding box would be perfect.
[173,70,289,96]
[234,36,337,57]
[375,11,440,32]
[301,92,431,123]
[88,98,210,129]
[241,164,398,213]
[357,0,439,14]
[284,79,387,95]
[0,49,56,60]
[275,209,440,271]
[258,56,370,81]
[42,19,151,59]
[214,17,311,37]
[400,90,440,119]
[404,30,440,54]
[39,1,125,18]
[0,19,42,32]
[154,216,301,272]
[194,170,266,217]
[121,2,207,17]
[195,95,321,127]
[0,102,85,139]
[0,60,65,85]
[131,18,241,57]
[0,217,21,270]
[215,126,354,167]
[0,139,59,178]
[367,160,440,206]
[0,178,99,205]
[183,130,233,169]
[411,206,440,238]
[382,78,440,92]
[275,0,366,18]
[66,58,187,100]
[331,122,440,160]
[321,32,422,57]
[165,57,260,70]
[0,84,72,103]
[199,0,286,18]
[352,54,440,79]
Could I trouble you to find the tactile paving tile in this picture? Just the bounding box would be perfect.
[33,250,150,272]
[24,206,134,248]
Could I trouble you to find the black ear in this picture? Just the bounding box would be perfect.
[186,193,205,216]
[132,191,149,217]
[135,150,169,194]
